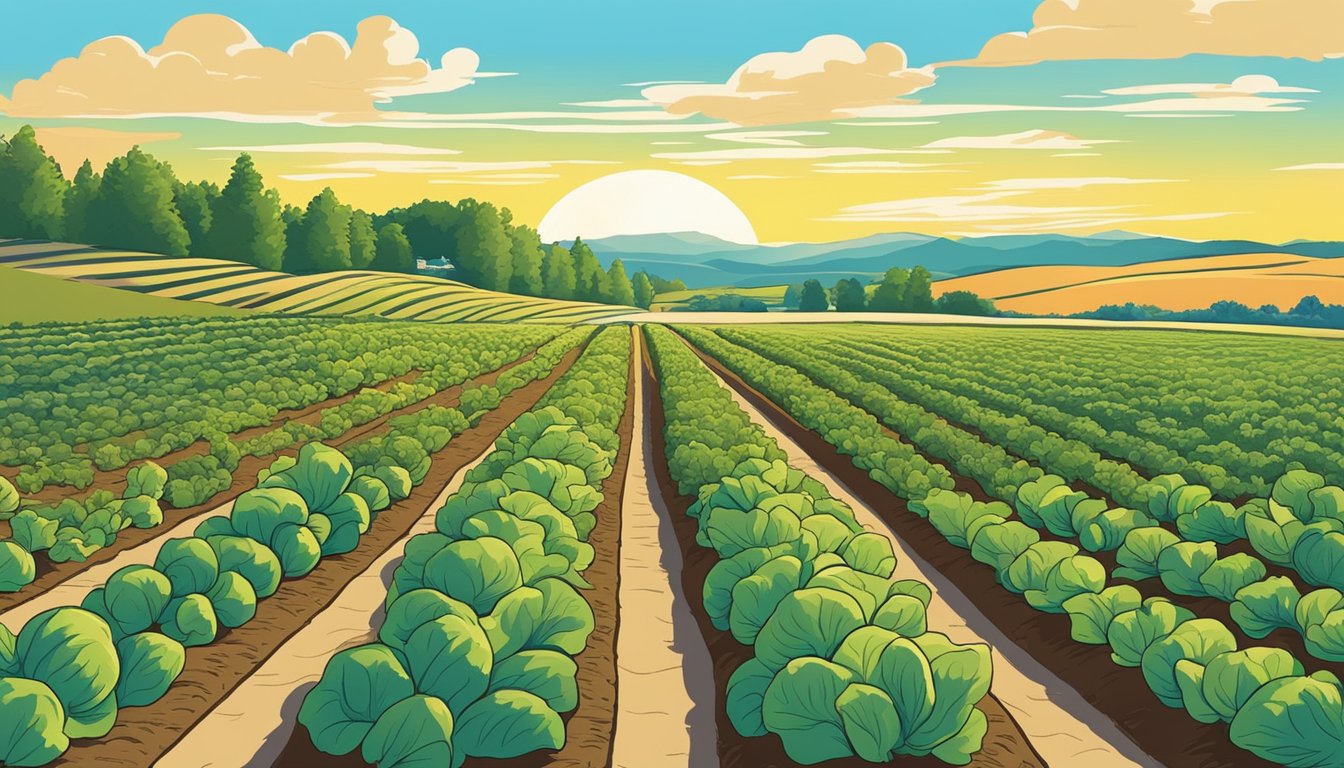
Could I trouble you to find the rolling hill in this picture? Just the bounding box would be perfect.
[582,231,1342,289]
[933,252,1344,314]
[0,239,634,324]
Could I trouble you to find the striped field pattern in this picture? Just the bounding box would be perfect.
[0,239,635,323]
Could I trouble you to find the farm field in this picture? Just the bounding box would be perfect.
[3,315,1344,768]
[0,240,635,324]
[932,252,1344,315]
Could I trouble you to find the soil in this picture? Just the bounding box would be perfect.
[268,328,633,768]
[694,333,1338,676]
[680,334,1279,768]
[0,345,545,617]
[49,341,586,768]
[640,329,1046,768]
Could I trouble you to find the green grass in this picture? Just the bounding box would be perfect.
[652,284,788,311]
[0,264,244,324]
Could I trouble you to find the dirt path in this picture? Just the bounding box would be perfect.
[154,446,492,768]
[49,343,584,768]
[683,338,1278,768]
[611,330,718,768]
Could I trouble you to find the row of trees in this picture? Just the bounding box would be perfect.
[783,267,995,315]
[0,126,657,308]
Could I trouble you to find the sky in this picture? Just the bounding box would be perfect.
[1,0,1341,245]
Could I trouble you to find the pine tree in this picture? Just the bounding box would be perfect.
[632,271,655,309]
[203,153,286,270]
[281,204,307,273]
[542,244,577,299]
[570,237,606,301]
[174,180,216,255]
[453,201,513,290]
[605,258,636,306]
[301,188,353,273]
[63,160,101,244]
[0,125,68,239]
[84,147,189,257]
[372,222,414,273]
[348,210,377,269]
[507,224,545,296]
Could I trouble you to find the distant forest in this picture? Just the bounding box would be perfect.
[1070,296,1344,331]
[0,125,669,308]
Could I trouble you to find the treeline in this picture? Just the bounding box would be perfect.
[784,267,996,315]
[1072,295,1344,330]
[0,125,657,308]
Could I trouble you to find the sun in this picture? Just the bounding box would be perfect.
[537,170,759,244]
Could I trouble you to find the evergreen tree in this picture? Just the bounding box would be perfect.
[63,160,101,244]
[798,279,828,312]
[869,267,910,312]
[348,209,377,269]
[452,201,513,290]
[782,283,801,309]
[84,147,189,257]
[507,224,545,296]
[204,153,286,270]
[301,188,353,273]
[605,258,636,306]
[174,180,216,255]
[542,244,577,299]
[371,222,414,273]
[570,237,606,301]
[832,278,867,312]
[632,271,655,309]
[906,266,935,312]
[0,125,67,239]
[280,204,307,274]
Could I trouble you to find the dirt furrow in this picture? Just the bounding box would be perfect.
[611,329,718,768]
[48,343,584,768]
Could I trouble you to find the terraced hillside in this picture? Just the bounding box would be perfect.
[0,240,634,324]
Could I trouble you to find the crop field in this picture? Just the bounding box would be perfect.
[0,240,634,324]
[4,315,1344,768]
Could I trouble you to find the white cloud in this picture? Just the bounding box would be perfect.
[278,173,376,182]
[814,160,962,175]
[651,146,901,162]
[1275,163,1344,171]
[705,130,829,146]
[562,99,660,109]
[923,129,1116,151]
[979,177,1180,190]
[952,0,1344,66]
[643,35,935,126]
[316,159,618,174]
[0,14,492,121]
[202,142,460,156]
[1102,74,1317,97]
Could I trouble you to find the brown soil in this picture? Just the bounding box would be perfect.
[27,369,428,504]
[681,334,1276,768]
[48,342,585,768]
[693,333,1333,671]
[0,347,545,616]
[641,329,1045,768]
[269,329,631,768]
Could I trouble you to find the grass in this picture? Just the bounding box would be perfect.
[652,284,789,311]
[0,264,244,324]
[1,240,635,324]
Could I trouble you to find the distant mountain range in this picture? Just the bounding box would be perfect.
[574,231,1344,289]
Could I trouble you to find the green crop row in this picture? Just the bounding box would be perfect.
[647,325,992,765]
[686,327,1344,767]
[296,326,630,767]
[0,440,422,767]
[785,325,1344,493]
[0,314,559,492]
